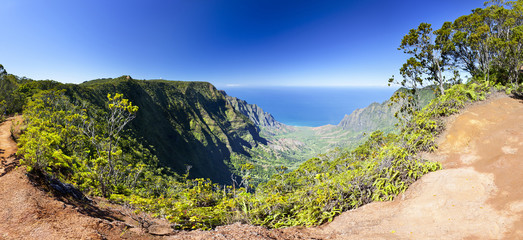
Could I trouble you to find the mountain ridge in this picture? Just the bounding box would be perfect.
[338,87,435,133]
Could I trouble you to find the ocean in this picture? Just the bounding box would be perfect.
[221,86,397,127]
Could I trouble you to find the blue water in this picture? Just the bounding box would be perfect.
[221,87,397,127]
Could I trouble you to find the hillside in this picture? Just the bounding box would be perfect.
[3,65,523,238]
[241,87,436,175]
[67,79,436,186]
[337,101,398,133]
[150,92,523,239]
[2,69,413,187]
[338,87,435,133]
[313,93,523,239]
[69,77,267,184]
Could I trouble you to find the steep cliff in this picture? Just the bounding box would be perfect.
[220,91,285,130]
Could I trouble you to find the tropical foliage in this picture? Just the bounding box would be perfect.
[18,90,166,198]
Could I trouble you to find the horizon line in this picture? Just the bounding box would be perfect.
[219,83,396,88]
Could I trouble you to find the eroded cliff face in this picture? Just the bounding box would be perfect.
[221,91,285,130]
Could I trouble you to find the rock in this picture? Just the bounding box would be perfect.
[48,177,89,202]
[148,224,174,236]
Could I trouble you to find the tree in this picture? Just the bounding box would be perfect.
[451,8,493,79]
[0,65,36,115]
[0,100,5,122]
[396,22,454,96]
[0,65,17,115]
[487,0,523,87]
[389,22,455,125]
[388,57,424,125]
[448,1,523,86]
[81,93,139,196]
[0,64,6,76]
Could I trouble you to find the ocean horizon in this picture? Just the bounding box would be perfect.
[221,86,398,127]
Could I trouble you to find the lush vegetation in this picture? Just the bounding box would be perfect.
[74,77,265,185]
[233,80,496,228]
[0,72,266,185]
[17,90,168,197]
[114,80,494,229]
[1,0,521,232]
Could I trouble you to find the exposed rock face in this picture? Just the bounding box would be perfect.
[221,91,285,130]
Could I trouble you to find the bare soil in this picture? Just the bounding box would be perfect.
[1,93,522,239]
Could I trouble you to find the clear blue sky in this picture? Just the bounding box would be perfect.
[0,0,484,88]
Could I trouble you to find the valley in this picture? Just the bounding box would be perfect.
[225,87,435,184]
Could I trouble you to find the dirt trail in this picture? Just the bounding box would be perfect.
[311,94,523,239]
[0,116,21,176]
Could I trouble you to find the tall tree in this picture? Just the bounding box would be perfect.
[451,8,493,79]
[488,0,523,86]
[81,93,139,196]
[397,22,453,96]
[388,57,424,123]
[0,64,6,76]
